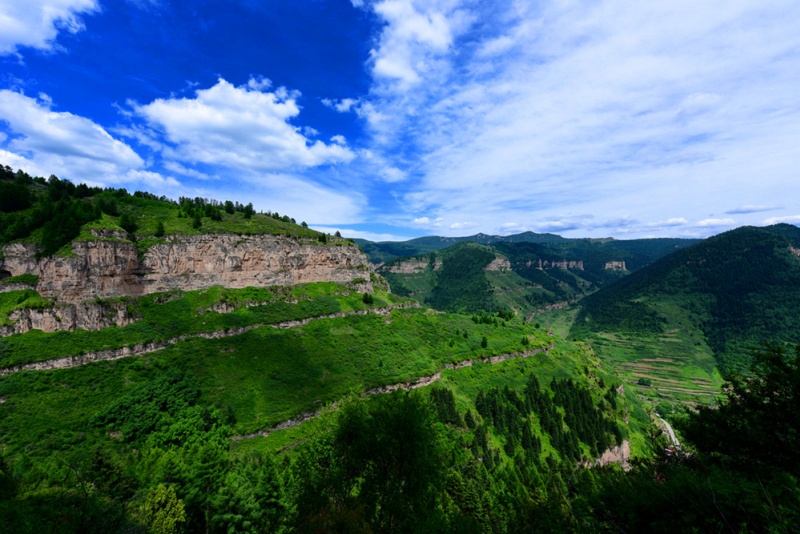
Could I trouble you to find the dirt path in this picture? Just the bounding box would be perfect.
[232,343,553,441]
[0,303,418,376]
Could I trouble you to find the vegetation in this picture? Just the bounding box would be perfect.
[0,282,404,368]
[573,224,800,373]
[1,164,797,531]
[0,165,327,260]
[378,236,698,319]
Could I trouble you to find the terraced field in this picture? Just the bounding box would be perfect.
[539,300,724,409]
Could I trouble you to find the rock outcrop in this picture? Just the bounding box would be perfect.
[1,233,376,304]
[604,260,627,270]
[484,257,511,271]
[0,300,136,336]
[0,232,379,334]
[382,258,439,274]
[518,259,584,270]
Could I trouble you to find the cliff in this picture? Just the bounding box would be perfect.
[0,231,380,334]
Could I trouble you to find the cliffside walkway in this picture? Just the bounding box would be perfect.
[231,342,554,441]
[0,304,418,376]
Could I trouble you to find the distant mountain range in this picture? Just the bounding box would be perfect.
[356,231,699,265]
[364,232,700,317]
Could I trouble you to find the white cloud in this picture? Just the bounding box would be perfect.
[322,97,359,113]
[162,161,216,180]
[351,0,800,238]
[647,217,688,228]
[0,90,149,186]
[135,78,355,173]
[331,134,347,145]
[412,216,443,227]
[697,218,736,227]
[763,215,800,225]
[367,0,461,92]
[450,221,476,230]
[0,0,99,55]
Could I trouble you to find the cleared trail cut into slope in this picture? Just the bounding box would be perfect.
[0,304,417,376]
[232,343,554,441]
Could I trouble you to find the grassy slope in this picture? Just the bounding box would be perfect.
[235,334,654,464]
[573,224,800,373]
[0,303,551,458]
[0,283,404,368]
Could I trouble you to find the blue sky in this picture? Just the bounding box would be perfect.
[1,0,799,241]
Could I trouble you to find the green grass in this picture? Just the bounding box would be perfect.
[0,306,546,459]
[0,274,38,287]
[574,299,724,407]
[236,334,653,462]
[0,283,407,368]
[0,290,52,327]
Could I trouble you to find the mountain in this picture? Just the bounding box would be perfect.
[557,224,800,411]
[573,224,800,370]
[1,167,798,531]
[376,236,698,317]
[0,166,653,531]
[357,231,698,265]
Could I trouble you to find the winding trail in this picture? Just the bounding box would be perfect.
[232,343,554,441]
[0,303,417,376]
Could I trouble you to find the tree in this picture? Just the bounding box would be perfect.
[678,343,800,475]
[155,221,166,237]
[119,212,138,234]
[243,203,255,219]
[481,336,488,349]
[140,484,187,534]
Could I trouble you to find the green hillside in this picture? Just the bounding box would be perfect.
[359,231,697,265]
[2,166,798,532]
[556,224,800,411]
[0,166,329,260]
[573,224,800,371]
[378,236,697,317]
[0,275,663,532]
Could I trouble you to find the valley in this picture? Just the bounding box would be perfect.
[0,168,797,532]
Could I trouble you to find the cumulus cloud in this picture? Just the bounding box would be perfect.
[322,97,359,113]
[450,221,476,230]
[0,0,99,55]
[0,90,155,187]
[412,216,443,227]
[135,78,355,173]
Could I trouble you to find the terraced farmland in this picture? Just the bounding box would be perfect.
[584,301,724,408]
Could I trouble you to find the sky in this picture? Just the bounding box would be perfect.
[1,0,799,242]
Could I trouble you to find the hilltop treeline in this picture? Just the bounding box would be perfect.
[0,165,314,257]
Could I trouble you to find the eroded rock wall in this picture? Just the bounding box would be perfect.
[0,233,379,334]
[1,233,376,304]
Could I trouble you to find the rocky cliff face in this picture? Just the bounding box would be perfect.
[0,232,379,334]
[604,260,627,270]
[484,257,511,271]
[517,259,585,270]
[0,300,136,336]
